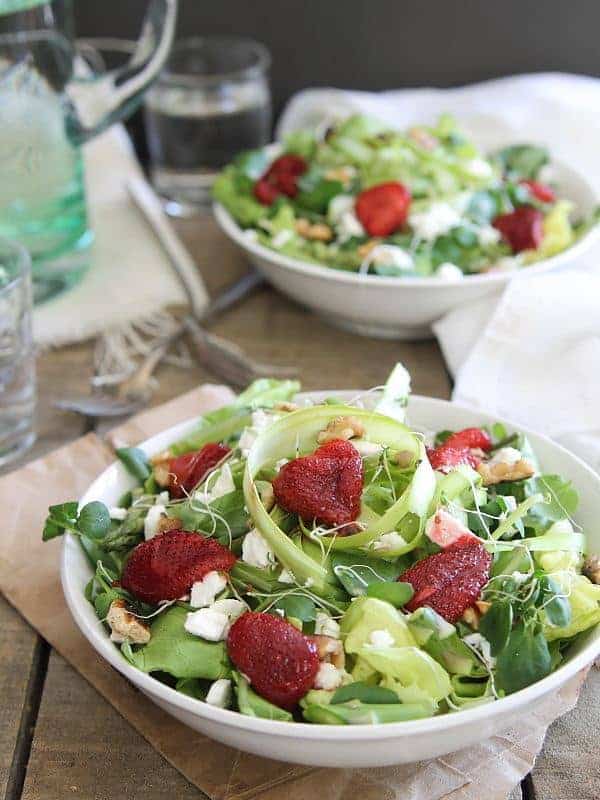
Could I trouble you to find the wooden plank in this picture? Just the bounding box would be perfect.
[0,598,40,799]
[20,651,205,800]
[530,664,600,800]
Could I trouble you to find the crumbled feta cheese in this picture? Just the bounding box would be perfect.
[242,528,276,568]
[278,568,296,584]
[477,224,501,247]
[503,495,517,512]
[369,628,395,648]
[364,244,413,272]
[328,194,355,223]
[338,210,366,241]
[244,229,259,243]
[314,662,343,691]
[185,607,230,641]
[195,463,235,504]
[205,678,232,708]
[144,504,166,540]
[275,458,289,471]
[434,262,464,281]
[488,447,522,467]
[272,229,294,249]
[157,491,170,505]
[315,612,341,639]
[352,440,384,458]
[185,598,245,641]
[238,410,278,456]
[109,506,128,521]
[238,426,257,454]
[465,158,494,179]
[190,571,228,608]
[304,578,314,588]
[373,531,406,552]
[409,202,462,241]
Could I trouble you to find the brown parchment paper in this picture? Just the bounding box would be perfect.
[0,384,588,800]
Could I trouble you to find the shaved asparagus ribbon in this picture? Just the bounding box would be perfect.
[243,404,436,592]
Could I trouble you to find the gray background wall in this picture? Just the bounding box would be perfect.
[75,0,600,119]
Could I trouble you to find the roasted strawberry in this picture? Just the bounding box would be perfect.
[227,612,319,709]
[121,531,236,604]
[355,182,411,236]
[254,178,280,205]
[519,179,556,204]
[400,537,491,622]
[493,206,544,252]
[167,443,230,499]
[253,154,308,204]
[272,438,363,528]
[443,427,492,452]
[426,444,481,473]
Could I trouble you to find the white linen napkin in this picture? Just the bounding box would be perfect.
[33,126,207,348]
[277,73,600,470]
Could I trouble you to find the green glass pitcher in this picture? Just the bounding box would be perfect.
[0,0,177,302]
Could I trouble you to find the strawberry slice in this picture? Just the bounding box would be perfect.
[167,443,230,499]
[443,427,492,452]
[493,206,544,252]
[272,438,363,528]
[400,537,491,622]
[520,179,556,204]
[253,154,308,204]
[355,182,411,236]
[121,531,236,604]
[426,444,481,474]
[227,612,319,709]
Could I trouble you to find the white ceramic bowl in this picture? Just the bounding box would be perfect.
[214,161,599,340]
[61,394,600,767]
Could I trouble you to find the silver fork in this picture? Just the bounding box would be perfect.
[54,270,271,417]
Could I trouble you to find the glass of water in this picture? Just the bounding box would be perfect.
[0,238,35,467]
[144,36,272,215]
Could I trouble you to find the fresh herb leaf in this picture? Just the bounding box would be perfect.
[42,501,79,540]
[331,681,399,705]
[116,447,151,482]
[78,501,111,540]
[272,594,316,623]
[479,601,513,656]
[493,144,549,180]
[495,622,551,694]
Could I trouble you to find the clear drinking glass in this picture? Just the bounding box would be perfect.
[144,36,272,215]
[0,238,35,466]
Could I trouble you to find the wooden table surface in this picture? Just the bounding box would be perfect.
[1,215,598,800]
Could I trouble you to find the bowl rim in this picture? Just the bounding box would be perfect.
[61,393,600,741]
[213,158,600,289]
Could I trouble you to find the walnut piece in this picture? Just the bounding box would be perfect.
[309,634,345,669]
[358,239,382,259]
[106,599,151,644]
[394,449,414,468]
[583,554,600,584]
[153,459,171,487]
[461,606,480,630]
[317,415,365,444]
[295,218,333,242]
[477,458,535,486]
[324,166,356,184]
[274,401,299,412]
[157,516,181,534]
[475,600,492,615]
[150,449,173,465]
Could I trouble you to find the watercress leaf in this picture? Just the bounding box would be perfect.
[42,501,79,540]
[116,447,151,482]
[296,170,343,213]
[524,475,579,533]
[94,587,124,620]
[78,501,111,540]
[495,622,551,694]
[272,594,316,623]
[493,144,549,180]
[331,681,399,705]
[366,580,414,608]
[540,575,572,627]
[479,601,513,656]
[434,429,454,447]
[331,551,404,597]
[452,225,478,248]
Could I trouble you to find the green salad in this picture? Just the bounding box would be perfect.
[46,366,600,724]
[214,114,598,278]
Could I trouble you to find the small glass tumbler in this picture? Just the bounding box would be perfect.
[0,238,35,467]
[144,36,272,215]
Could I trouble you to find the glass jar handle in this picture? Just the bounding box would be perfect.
[67,0,177,144]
